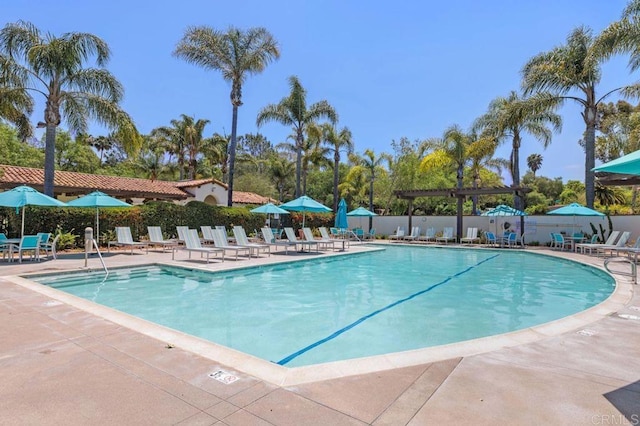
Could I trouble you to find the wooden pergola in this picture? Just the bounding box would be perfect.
[394,186,531,241]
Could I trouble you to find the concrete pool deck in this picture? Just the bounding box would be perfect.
[1,242,639,424]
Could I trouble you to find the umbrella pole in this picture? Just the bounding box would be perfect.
[21,206,25,238]
[96,208,100,245]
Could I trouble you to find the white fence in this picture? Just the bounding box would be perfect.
[351,215,640,245]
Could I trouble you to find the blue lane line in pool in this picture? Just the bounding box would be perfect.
[276,253,501,366]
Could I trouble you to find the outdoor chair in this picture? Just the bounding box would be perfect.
[460,227,479,244]
[108,227,149,254]
[210,228,251,260]
[200,226,217,245]
[36,232,54,258]
[595,231,631,257]
[417,227,436,243]
[436,227,455,244]
[147,226,179,252]
[176,226,190,245]
[233,226,271,257]
[284,227,318,252]
[389,226,405,241]
[404,226,420,242]
[16,235,42,263]
[174,229,224,264]
[303,227,344,251]
[576,231,620,255]
[484,231,497,247]
[261,227,297,254]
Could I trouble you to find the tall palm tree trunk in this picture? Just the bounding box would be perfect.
[333,154,339,212]
[512,144,522,211]
[456,165,464,241]
[295,131,303,197]
[369,177,374,230]
[227,105,239,207]
[44,124,57,196]
[584,105,597,208]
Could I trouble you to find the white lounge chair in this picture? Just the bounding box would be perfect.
[436,227,455,244]
[147,226,179,252]
[595,231,631,257]
[576,231,620,255]
[261,227,297,254]
[200,226,217,245]
[284,227,318,252]
[174,229,224,263]
[303,227,344,251]
[320,227,348,250]
[108,227,149,254]
[176,226,190,245]
[389,227,405,241]
[233,226,271,257]
[417,227,436,243]
[210,228,251,260]
[404,226,420,242]
[460,227,479,244]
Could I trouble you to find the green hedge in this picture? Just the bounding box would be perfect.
[0,201,269,247]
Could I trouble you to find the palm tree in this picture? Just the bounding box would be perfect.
[151,118,188,180]
[0,20,140,196]
[474,91,561,210]
[350,149,389,228]
[0,82,33,140]
[256,76,338,198]
[527,153,543,176]
[174,26,280,206]
[420,125,474,239]
[320,123,353,211]
[269,156,295,201]
[181,115,210,180]
[522,26,640,208]
[466,135,501,214]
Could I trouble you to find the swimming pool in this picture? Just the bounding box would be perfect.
[31,245,614,367]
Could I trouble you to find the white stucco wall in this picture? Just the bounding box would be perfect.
[179,183,227,206]
[359,215,639,245]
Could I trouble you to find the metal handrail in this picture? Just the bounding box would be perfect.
[604,256,636,285]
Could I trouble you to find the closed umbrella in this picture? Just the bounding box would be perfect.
[0,185,67,237]
[335,198,348,229]
[346,206,377,229]
[66,191,131,239]
[280,195,332,227]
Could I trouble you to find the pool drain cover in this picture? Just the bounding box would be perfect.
[209,370,239,384]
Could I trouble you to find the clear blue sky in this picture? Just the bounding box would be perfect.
[3,0,634,183]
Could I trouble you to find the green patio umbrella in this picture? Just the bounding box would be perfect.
[66,191,131,239]
[280,195,332,227]
[481,205,526,235]
[0,185,67,237]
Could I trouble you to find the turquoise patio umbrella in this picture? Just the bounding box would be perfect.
[0,185,67,237]
[346,206,377,229]
[280,195,332,227]
[250,202,290,226]
[335,198,348,229]
[592,149,640,175]
[482,204,526,235]
[547,202,605,234]
[66,191,131,239]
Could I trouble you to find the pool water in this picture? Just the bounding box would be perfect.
[31,245,614,367]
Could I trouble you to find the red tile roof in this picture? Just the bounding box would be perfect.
[0,165,187,199]
[0,165,275,205]
[233,191,276,205]
[174,178,228,189]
